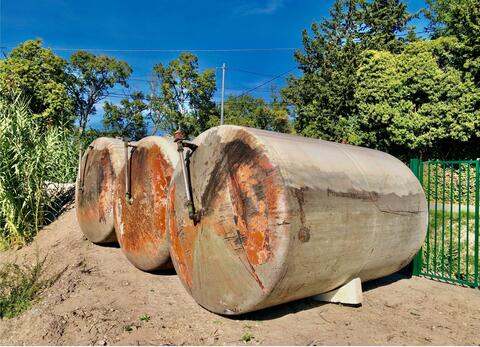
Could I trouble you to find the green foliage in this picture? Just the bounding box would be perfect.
[0,39,74,128]
[208,94,291,133]
[241,333,254,343]
[139,313,151,322]
[282,0,414,144]
[0,256,61,319]
[150,53,217,138]
[67,50,132,134]
[421,162,477,205]
[355,37,480,159]
[103,91,147,141]
[283,0,479,159]
[44,127,81,184]
[0,95,78,249]
[361,0,417,52]
[427,0,480,85]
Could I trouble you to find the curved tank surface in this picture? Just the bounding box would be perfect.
[75,137,125,244]
[167,125,428,315]
[114,136,178,271]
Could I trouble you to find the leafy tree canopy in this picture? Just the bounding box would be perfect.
[427,0,480,84]
[66,50,132,134]
[282,0,415,144]
[0,39,74,128]
[103,91,148,141]
[150,53,217,138]
[356,37,480,159]
[207,93,291,133]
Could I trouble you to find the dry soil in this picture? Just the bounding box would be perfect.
[1,206,479,345]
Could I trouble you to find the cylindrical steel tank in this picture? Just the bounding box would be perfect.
[167,125,428,315]
[114,136,178,271]
[75,137,125,244]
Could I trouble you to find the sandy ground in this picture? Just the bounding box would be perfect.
[1,206,480,346]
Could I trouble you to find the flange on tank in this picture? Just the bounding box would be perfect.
[114,136,178,271]
[167,125,428,315]
[75,137,126,244]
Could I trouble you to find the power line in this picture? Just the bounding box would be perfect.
[1,29,432,55]
[2,46,299,53]
[239,66,297,97]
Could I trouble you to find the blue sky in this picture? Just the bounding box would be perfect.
[1,0,428,129]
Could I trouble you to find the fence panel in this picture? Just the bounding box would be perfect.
[410,159,480,288]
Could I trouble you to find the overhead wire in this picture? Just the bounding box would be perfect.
[1,30,432,54]
[238,66,297,97]
[1,46,299,53]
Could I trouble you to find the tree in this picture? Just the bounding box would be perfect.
[282,0,416,144]
[426,0,480,85]
[282,0,363,143]
[208,93,291,133]
[103,91,148,141]
[355,37,480,159]
[66,51,132,135]
[0,39,73,128]
[150,53,217,138]
[361,0,417,52]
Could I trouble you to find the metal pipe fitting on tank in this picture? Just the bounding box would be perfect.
[123,140,136,205]
[174,131,200,224]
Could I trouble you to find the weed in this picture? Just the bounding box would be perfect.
[78,259,93,274]
[139,313,151,322]
[124,324,133,332]
[241,333,254,343]
[0,256,62,319]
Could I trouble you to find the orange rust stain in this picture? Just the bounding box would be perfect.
[114,144,173,267]
[77,148,115,230]
[169,133,285,292]
[226,150,281,267]
[97,150,113,224]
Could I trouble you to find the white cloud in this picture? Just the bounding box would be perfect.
[234,0,286,16]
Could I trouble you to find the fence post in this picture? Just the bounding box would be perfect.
[410,158,423,276]
[474,159,479,288]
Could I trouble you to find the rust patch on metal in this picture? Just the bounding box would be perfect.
[201,138,282,269]
[169,131,286,292]
[114,143,174,271]
[77,148,116,239]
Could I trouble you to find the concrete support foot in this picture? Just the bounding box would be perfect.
[313,277,363,305]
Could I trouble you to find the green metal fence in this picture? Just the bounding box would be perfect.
[410,159,480,287]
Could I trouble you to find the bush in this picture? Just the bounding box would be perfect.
[0,95,79,249]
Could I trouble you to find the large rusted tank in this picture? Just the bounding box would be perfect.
[114,136,178,271]
[167,125,428,315]
[76,137,125,244]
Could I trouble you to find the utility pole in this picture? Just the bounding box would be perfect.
[149,75,158,135]
[220,63,226,125]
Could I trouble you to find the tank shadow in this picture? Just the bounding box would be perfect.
[221,269,412,321]
[93,242,120,249]
[223,297,328,321]
[145,267,177,276]
[363,268,412,292]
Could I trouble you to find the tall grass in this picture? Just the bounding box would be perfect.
[0,95,79,249]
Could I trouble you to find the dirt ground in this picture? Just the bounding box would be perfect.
[1,206,480,346]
